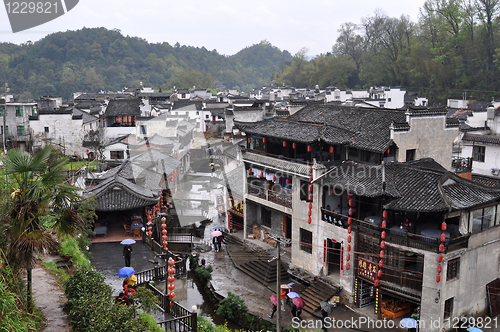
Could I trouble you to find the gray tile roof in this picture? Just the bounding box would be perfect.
[73,108,99,124]
[463,133,500,146]
[84,175,159,211]
[243,151,316,176]
[225,166,245,197]
[104,99,142,116]
[471,174,500,188]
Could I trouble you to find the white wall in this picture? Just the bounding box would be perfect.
[30,114,84,156]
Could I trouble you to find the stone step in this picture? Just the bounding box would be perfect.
[300,280,339,315]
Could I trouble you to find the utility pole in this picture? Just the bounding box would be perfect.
[268,234,291,332]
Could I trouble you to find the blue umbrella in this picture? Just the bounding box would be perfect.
[120,239,136,245]
[467,328,483,332]
[400,318,418,328]
[288,282,296,287]
[117,267,135,278]
[287,292,300,299]
[212,226,222,230]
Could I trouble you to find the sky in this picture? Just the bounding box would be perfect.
[0,0,427,57]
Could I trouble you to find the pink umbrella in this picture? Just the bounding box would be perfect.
[212,230,222,237]
[293,297,305,308]
[270,295,277,306]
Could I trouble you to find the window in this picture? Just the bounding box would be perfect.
[44,127,49,133]
[0,106,4,116]
[15,106,23,117]
[17,126,24,136]
[300,181,312,202]
[196,111,199,115]
[406,149,416,161]
[473,146,485,162]
[444,298,454,319]
[115,115,134,126]
[206,114,210,119]
[447,258,460,281]
[1,126,8,135]
[262,207,271,228]
[110,151,124,159]
[300,228,312,254]
[140,125,147,135]
[388,98,392,102]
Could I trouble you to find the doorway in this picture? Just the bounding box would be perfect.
[327,239,341,279]
[285,215,292,239]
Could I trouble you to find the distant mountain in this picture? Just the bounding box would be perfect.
[0,28,293,100]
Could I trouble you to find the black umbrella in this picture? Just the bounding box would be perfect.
[320,301,333,313]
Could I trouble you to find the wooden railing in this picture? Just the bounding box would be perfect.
[247,149,312,165]
[146,282,197,332]
[321,208,349,229]
[381,266,423,295]
[247,183,292,208]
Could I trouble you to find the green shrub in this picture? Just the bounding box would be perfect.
[216,292,247,321]
[60,236,78,256]
[194,265,213,285]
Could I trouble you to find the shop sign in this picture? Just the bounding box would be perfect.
[228,194,244,217]
[358,257,377,282]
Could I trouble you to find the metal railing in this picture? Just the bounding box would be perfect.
[247,183,292,208]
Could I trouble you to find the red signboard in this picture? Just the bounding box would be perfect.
[227,194,244,218]
[357,257,378,282]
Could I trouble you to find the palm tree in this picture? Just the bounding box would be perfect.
[4,145,83,311]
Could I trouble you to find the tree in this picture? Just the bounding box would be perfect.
[4,145,83,311]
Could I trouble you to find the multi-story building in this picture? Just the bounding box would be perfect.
[233,104,500,331]
[0,100,37,151]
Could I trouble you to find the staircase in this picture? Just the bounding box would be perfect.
[238,258,290,286]
[300,279,339,316]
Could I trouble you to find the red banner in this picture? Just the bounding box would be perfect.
[357,257,378,282]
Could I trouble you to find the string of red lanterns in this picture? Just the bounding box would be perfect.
[375,209,388,286]
[167,257,176,307]
[345,194,353,270]
[161,216,168,251]
[437,221,447,283]
[146,210,153,238]
[308,167,313,224]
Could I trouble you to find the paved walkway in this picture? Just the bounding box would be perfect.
[32,260,72,332]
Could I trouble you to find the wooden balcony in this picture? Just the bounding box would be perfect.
[321,208,349,229]
[247,183,292,208]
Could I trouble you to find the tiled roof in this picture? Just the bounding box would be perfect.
[84,176,159,211]
[104,99,141,116]
[74,100,103,109]
[243,151,316,176]
[471,174,500,188]
[463,133,500,146]
[73,108,98,124]
[172,100,203,111]
[467,100,489,112]
[223,144,238,159]
[225,166,245,197]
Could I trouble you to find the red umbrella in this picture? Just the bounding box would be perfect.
[293,297,305,308]
[270,295,277,306]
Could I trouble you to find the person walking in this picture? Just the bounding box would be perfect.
[123,244,132,267]
[217,234,224,252]
[291,303,297,318]
[269,303,277,319]
[212,236,219,252]
[321,307,329,332]
[280,288,288,311]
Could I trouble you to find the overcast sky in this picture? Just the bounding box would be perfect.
[0,0,427,57]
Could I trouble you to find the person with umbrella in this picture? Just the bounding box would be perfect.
[293,297,304,320]
[320,301,333,332]
[212,230,222,252]
[269,294,278,319]
[121,239,136,267]
[280,284,291,311]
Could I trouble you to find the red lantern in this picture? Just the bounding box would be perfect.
[292,142,296,149]
[436,275,441,283]
[383,210,388,218]
[348,199,353,207]
[380,241,385,249]
[438,254,443,262]
[440,233,446,242]
[161,217,166,223]
[308,218,312,224]
[309,203,313,209]
[283,141,287,147]
[380,250,385,258]
[273,175,276,182]
[347,245,351,251]
[168,259,175,266]
[168,267,175,275]
[347,194,352,200]
[348,227,352,234]
[286,179,290,185]
[348,218,352,225]
[163,241,168,246]
[147,231,152,236]
[309,194,313,201]
[168,276,175,283]
[346,254,350,261]
[308,210,312,217]
[439,244,444,252]
[309,185,313,192]
[309,167,313,174]
[437,265,442,273]
[248,138,251,143]
[346,263,350,270]
[381,231,386,239]
[329,146,333,153]
[347,236,352,243]
[307,145,311,152]
[442,222,447,231]
[349,208,353,216]
[162,235,168,240]
[310,176,313,183]
[162,229,167,235]
[168,284,175,291]
[379,260,384,268]
[148,226,153,231]
[169,292,176,299]
[263,137,266,143]
[147,216,152,222]
[382,221,387,228]
[378,270,383,278]
[374,280,379,286]
[170,302,175,307]
[249,168,252,174]
[161,224,167,229]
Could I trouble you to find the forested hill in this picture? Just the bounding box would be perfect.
[0,27,293,100]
